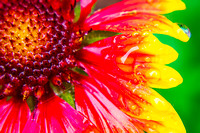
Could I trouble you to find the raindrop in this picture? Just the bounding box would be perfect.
[177,23,191,38]
[146,0,153,3]
[145,69,161,82]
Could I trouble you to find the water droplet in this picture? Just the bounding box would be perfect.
[145,57,151,62]
[177,23,191,38]
[131,105,137,110]
[145,69,160,81]
[146,0,153,3]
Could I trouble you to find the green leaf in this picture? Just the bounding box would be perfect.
[74,2,81,22]
[50,81,75,108]
[63,82,74,90]
[60,90,75,108]
[6,96,12,101]
[50,81,61,95]
[71,67,88,76]
[82,30,121,45]
[89,3,97,16]
[26,96,35,112]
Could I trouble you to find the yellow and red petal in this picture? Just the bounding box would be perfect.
[135,34,178,65]
[139,63,183,89]
[85,13,189,42]
[116,36,183,88]
[23,95,98,133]
[115,34,178,66]
[85,0,185,26]
[77,32,183,88]
[74,67,186,133]
[121,82,186,133]
[0,98,31,133]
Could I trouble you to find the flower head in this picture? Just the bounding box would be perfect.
[0,0,190,132]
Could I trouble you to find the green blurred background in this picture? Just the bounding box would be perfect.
[96,0,200,132]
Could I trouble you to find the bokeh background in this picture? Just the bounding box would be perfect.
[95,0,200,132]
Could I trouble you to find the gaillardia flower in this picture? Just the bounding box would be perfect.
[0,0,190,132]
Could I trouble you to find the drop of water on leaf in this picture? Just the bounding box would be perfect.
[177,23,191,38]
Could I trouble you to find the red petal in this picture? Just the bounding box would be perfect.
[0,98,31,133]
[76,35,139,79]
[23,95,98,133]
[75,79,144,133]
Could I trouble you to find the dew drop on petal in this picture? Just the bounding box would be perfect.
[131,105,137,110]
[145,69,161,82]
[177,23,191,38]
[146,0,153,3]
[145,57,151,63]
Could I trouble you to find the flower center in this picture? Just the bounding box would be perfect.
[0,0,84,100]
